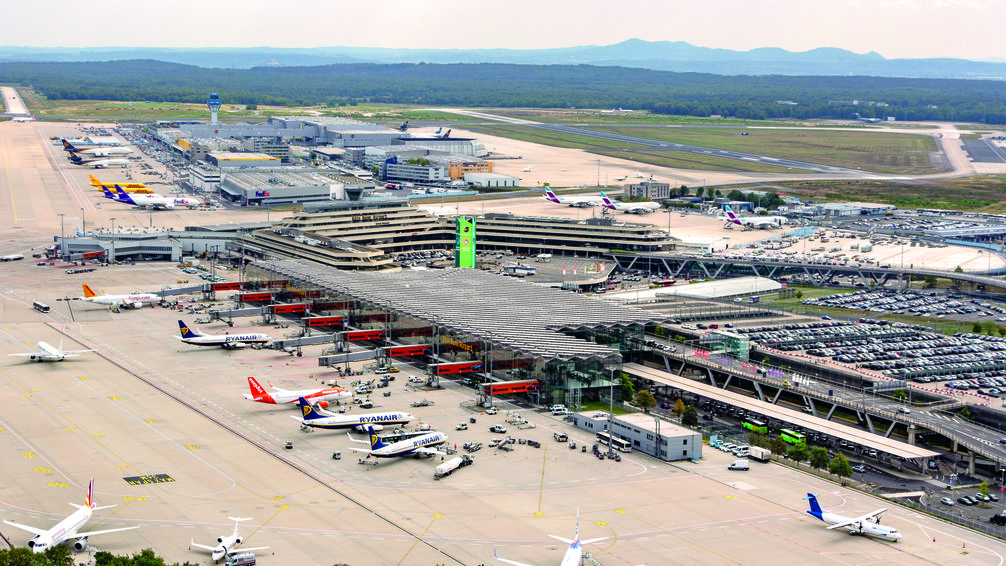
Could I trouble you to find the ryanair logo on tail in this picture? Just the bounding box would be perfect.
[302,404,312,418]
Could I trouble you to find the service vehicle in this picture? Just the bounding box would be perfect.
[728,459,749,470]
[553,432,568,442]
[748,446,771,462]
[434,454,474,479]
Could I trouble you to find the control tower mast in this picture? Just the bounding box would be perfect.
[206,93,222,125]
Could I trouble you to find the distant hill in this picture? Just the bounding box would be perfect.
[1,40,1005,79]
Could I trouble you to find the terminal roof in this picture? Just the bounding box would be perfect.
[256,259,668,360]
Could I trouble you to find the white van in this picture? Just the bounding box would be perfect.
[728,459,750,471]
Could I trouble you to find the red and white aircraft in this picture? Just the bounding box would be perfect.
[243,376,349,409]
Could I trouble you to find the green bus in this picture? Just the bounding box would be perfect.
[779,429,806,445]
[742,418,768,435]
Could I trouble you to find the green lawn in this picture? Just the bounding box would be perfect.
[584,127,940,174]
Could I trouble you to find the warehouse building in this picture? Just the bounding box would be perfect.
[464,172,520,188]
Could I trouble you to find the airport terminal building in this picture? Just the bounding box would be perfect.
[246,259,666,406]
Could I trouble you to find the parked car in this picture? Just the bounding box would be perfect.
[485,406,498,415]
[490,425,507,434]
[957,497,972,506]
[940,497,954,506]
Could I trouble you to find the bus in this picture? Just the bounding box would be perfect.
[32,301,50,313]
[779,429,806,445]
[596,431,632,453]
[742,418,768,435]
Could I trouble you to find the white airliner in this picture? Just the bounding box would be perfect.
[63,139,132,157]
[11,114,35,122]
[81,284,161,309]
[542,187,602,208]
[177,320,272,349]
[3,479,138,553]
[613,175,628,182]
[349,425,448,458]
[493,508,609,566]
[297,397,415,432]
[191,517,269,562]
[600,193,661,214]
[723,205,785,229]
[244,377,349,408]
[70,154,130,169]
[804,493,902,541]
[8,338,94,362]
[103,186,201,210]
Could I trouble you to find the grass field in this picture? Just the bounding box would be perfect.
[779,176,1006,212]
[464,124,652,151]
[585,126,940,174]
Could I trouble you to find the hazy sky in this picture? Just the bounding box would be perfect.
[4,0,1003,60]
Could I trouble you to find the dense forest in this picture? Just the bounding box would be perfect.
[4,60,1006,123]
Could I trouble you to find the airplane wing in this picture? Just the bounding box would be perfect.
[493,547,535,566]
[62,349,95,356]
[826,509,886,530]
[348,447,374,455]
[7,352,40,357]
[77,525,139,538]
[190,540,217,552]
[3,519,48,536]
[238,545,269,552]
[414,446,449,457]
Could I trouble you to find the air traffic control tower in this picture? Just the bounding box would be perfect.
[206,93,222,125]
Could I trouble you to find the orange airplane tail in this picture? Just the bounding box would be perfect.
[81,284,100,298]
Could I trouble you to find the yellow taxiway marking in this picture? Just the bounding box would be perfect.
[22,452,36,458]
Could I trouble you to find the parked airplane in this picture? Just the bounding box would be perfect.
[633,171,646,178]
[349,425,448,458]
[11,114,35,122]
[434,128,451,139]
[297,397,415,431]
[3,479,138,553]
[81,283,161,309]
[523,165,534,172]
[244,377,349,408]
[8,338,94,362]
[89,174,153,193]
[71,155,129,169]
[191,517,269,562]
[397,120,410,132]
[63,140,132,157]
[600,193,661,214]
[853,113,882,124]
[493,508,609,566]
[723,205,784,229]
[613,176,627,182]
[542,188,601,208]
[103,186,201,209]
[176,320,272,349]
[804,493,902,541]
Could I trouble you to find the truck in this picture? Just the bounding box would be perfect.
[748,446,770,463]
[434,454,474,479]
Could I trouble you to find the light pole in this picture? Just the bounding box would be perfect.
[57,213,65,242]
[110,217,116,263]
[608,367,617,458]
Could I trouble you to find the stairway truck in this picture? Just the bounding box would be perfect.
[748,446,770,463]
[434,454,474,479]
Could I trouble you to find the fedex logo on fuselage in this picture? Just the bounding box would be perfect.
[255,191,271,197]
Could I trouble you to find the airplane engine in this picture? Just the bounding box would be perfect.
[73,537,88,551]
[29,354,40,361]
[27,536,39,548]
[131,302,144,309]
[235,536,243,545]
[317,401,328,409]
[217,536,225,543]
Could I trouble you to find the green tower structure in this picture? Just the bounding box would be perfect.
[455,216,476,268]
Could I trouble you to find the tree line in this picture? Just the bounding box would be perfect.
[4,60,1006,123]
